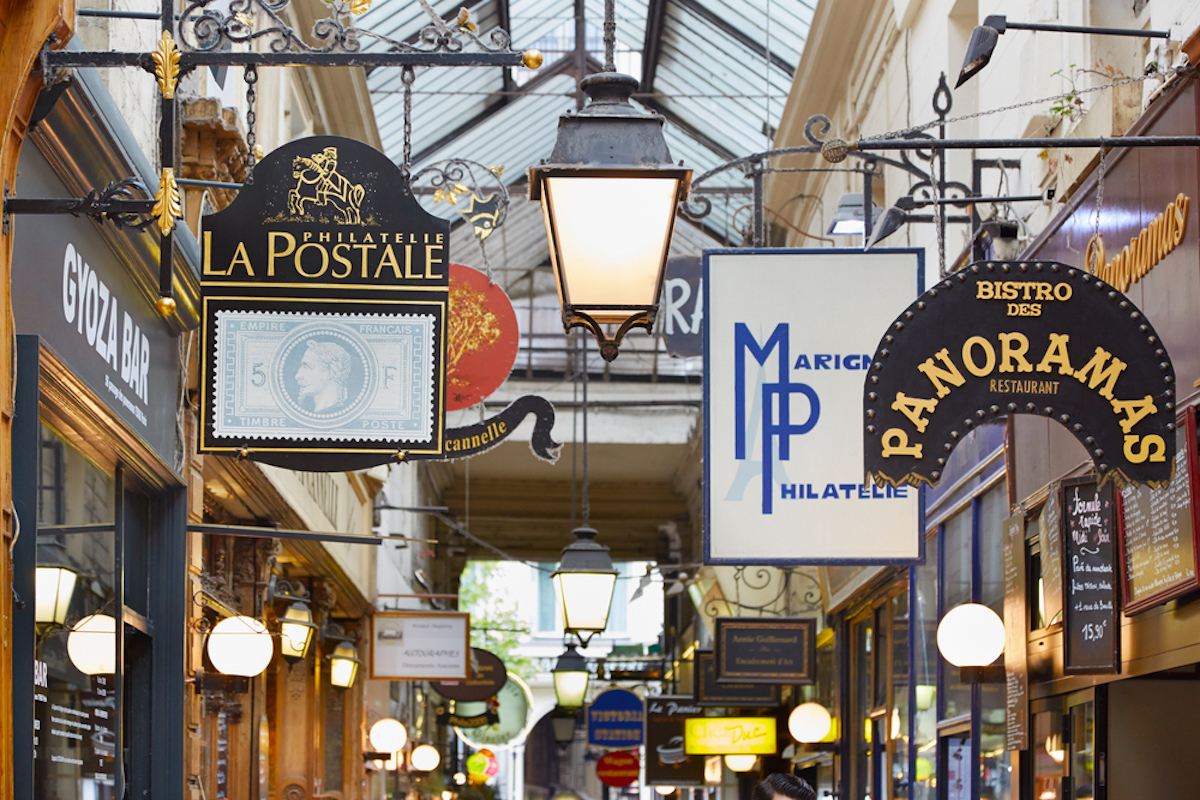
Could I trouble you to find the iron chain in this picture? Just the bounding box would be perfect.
[402,66,415,184]
[245,64,258,176]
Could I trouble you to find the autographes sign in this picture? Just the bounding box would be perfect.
[200,136,448,470]
[865,261,1176,489]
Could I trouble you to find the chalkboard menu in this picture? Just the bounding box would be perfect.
[1061,477,1120,675]
[1038,488,1064,626]
[1119,408,1200,615]
[694,651,779,707]
[1002,512,1028,751]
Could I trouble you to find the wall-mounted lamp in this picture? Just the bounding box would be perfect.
[66,613,116,675]
[269,577,316,665]
[207,615,275,677]
[35,562,78,626]
[723,755,758,773]
[552,644,590,708]
[957,14,1171,87]
[410,743,442,772]
[553,528,617,646]
[937,602,1006,683]
[788,702,833,744]
[827,192,881,237]
[329,643,362,690]
[369,718,409,754]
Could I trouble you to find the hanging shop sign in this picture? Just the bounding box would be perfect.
[430,648,508,702]
[1062,477,1121,674]
[1119,408,1200,614]
[587,688,645,749]
[445,263,520,410]
[200,135,448,471]
[694,651,779,707]
[662,255,703,357]
[713,618,815,684]
[864,261,1176,490]
[705,249,923,564]
[1002,512,1028,751]
[454,674,535,750]
[12,147,180,468]
[436,698,499,728]
[370,611,469,681]
[596,751,641,788]
[404,394,562,463]
[683,716,776,756]
[645,696,705,785]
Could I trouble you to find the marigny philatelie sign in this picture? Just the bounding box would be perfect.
[704,249,924,565]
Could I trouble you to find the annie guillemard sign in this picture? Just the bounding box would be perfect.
[865,261,1176,489]
[705,249,923,564]
[201,136,448,470]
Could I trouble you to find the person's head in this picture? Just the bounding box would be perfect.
[752,773,816,800]
[295,340,351,404]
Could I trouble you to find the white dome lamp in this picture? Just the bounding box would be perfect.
[410,744,442,772]
[369,718,409,755]
[788,702,833,744]
[937,603,1006,683]
[207,616,275,677]
[67,613,117,675]
[724,755,758,773]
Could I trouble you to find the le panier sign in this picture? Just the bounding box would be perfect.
[200,135,448,471]
[684,717,777,755]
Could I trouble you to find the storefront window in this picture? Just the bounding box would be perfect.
[35,424,117,800]
[912,534,938,800]
[850,613,874,800]
[1070,702,1095,800]
[1033,710,1064,800]
[978,485,1011,800]
[891,593,910,800]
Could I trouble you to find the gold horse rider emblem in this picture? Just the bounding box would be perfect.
[288,147,365,224]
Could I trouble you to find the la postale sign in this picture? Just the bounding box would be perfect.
[865,261,1176,489]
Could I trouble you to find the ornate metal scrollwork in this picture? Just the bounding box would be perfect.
[723,567,823,617]
[411,159,509,240]
[180,0,520,58]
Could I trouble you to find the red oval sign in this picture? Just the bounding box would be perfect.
[596,751,640,788]
[446,264,519,411]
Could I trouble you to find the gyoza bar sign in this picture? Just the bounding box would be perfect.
[200,135,448,471]
[864,261,1176,488]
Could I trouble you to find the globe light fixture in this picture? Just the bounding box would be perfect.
[278,600,317,664]
[528,0,691,362]
[454,773,467,786]
[552,527,617,646]
[724,755,758,772]
[788,702,833,744]
[329,642,362,690]
[410,744,442,772]
[552,644,590,708]
[67,613,117,675]
[937,603,1006,667]
[35,564,78,625]
[368,718,409,754]
[654,787,676,795]
[207,615,275,677]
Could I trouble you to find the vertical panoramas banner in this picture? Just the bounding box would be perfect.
[446,263,520,411]
[864,261,1176,490]
[704,249,923,564]
[200,136,449,471]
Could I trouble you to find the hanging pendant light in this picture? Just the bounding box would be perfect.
[528,0,691,362]
[552,527,618,646]
[552,644,591,708]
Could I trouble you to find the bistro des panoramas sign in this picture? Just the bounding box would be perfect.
[200,136,448,470]
[865,261,1176,488]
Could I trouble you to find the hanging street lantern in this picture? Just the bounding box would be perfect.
[551,705,578,748]
[278,600,317,664]
[207,615,275,677]
[329,642,362,690]
[35,563,78,626]
[552,644,591,708]
[67,613,117,675]
[552,527,617,646]
[529,40,691,362]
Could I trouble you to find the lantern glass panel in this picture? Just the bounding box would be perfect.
[553,669,590,708]
[35,565,77,625]
[544,176,680,322]
[554,571,617,634]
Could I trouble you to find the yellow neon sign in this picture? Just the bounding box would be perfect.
[684,717,777,755]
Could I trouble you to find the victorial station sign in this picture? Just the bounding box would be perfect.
[200,136,448,471]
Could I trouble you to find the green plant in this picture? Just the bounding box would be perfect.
[458,561,534,680]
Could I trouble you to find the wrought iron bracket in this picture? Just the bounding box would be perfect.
[565,308,655,362]
[3,178,157,232]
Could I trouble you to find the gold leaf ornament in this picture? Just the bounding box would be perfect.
[350,0,372,13]
[153,168,182,235]
[152,31,181,99]
[457,8,477,32]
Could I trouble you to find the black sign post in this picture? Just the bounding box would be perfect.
[865,261,1175,490]
[1062,477,1121,675]
[1002,512,1028,750]
[201,135,449,471]
[714,618,815,684]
